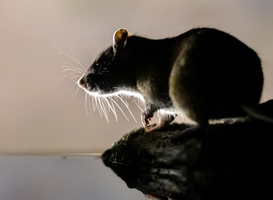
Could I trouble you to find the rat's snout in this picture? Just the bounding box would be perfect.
[78,76,87,88]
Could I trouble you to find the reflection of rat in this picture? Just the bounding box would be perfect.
[79,27,272,138]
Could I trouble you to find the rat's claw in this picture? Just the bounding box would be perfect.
[141,111,153,127]
[144,124,156,132]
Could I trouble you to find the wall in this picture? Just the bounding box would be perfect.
[1,0,273,154]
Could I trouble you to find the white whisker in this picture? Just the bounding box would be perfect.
[75,86,80,95]
[71,87,80,101]
[115,95,137,122]
[104,97,118,121]
[101,98,109,123]
[56,73,76,82]
[54,48,85,72]
[71,88,77,101]
[108,96,130,121]
[70,75,80,80]
[111,100,117,118]
[84,44,101,56]
[133,100,144,112]
[62,63,84,74]
[92,96,96,111]
[68,45,86,71]
[99,97,106,118]
[54,45,85,91]
[95,97,103,118]
[85,92,89,117]
[81,86,145,122]
[87,96,93,117]
[62,68,82,74]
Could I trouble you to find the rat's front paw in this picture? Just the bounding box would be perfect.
[144,113,177,132]
[141,110,154,127]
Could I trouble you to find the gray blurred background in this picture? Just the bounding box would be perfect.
[1,1,273,200]
[1,0,273,154]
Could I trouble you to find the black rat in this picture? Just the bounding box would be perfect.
[78,27,272,138]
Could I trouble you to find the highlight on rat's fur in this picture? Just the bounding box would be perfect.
[56,27,273,140]
[75,27,273,139]
[53,45,145,122]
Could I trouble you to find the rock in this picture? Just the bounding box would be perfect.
[102,102,273,200]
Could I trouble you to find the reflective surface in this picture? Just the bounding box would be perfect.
[0,156,146,200]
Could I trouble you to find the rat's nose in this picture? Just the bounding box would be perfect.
[79,77,86,88]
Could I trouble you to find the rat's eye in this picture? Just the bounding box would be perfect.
[94,62,102,71]
[95,60,106,68]
[93,61,108,74]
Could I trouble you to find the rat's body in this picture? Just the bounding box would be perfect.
[79,28,266,136]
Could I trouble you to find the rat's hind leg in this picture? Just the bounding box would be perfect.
[169,52,212,140]
[170,98,209,141]
[171,120,208,142]
[169,63,209,140]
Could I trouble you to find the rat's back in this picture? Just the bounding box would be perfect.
[169,28,263,123]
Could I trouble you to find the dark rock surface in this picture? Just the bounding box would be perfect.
[102,101,273,200]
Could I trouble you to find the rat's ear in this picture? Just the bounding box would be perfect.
[113,28,132,50]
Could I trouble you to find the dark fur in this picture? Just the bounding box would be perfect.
[79,28,264,133]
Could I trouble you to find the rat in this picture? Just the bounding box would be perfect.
[78,27,272,138]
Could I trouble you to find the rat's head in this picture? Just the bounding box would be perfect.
[78,28,136,95]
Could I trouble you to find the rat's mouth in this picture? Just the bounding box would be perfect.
[78,75,100,92]
[78,76,112,96]
[78,76,87,89]
[78,78,99,95]
[78,74,113,94]
[78,75,94,90]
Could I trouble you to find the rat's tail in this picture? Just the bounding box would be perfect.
[242,100,273,124]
